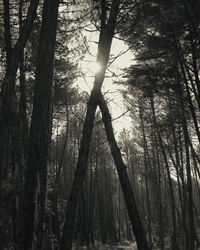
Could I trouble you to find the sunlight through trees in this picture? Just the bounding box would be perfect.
[0,1,200,250]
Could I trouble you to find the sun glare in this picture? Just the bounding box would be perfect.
[88,61,102,74]
[81,60,102,76]
[77,34,133,134]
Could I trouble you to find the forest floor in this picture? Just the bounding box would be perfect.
[73,242,138,250]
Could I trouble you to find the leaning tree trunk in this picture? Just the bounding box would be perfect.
[98,93,150,250]
[59,1,121,249]
[20,1,59,249]
[60,2,150,249]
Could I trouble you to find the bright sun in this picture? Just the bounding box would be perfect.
[88,61,102,74]
[81,61,102,76]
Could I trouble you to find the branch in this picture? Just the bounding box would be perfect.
[3,0,12,64]
[6,0,40,72]
[108,44,134,68]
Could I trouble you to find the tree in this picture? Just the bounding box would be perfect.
[98,93,150,250]
[120,1,200,247]
[20,1,59,249]
[2,0,200,249]
[0,0,40,190]
[60,1,121,249]
[60,1,149,250]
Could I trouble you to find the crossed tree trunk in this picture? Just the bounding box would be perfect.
[60,1,149,250]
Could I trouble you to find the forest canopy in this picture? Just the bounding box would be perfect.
[0,0,200,250]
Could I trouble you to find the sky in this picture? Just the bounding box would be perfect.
[76,30,134,135]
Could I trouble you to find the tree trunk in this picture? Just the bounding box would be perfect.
[98,93,150,250]
[149,93,179,250]
[177,81,196,250]
[59,1,120,249]
[178,123,189,250]
[20,1,59,249]
[139,106,153,249]
[0,0,40,190]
